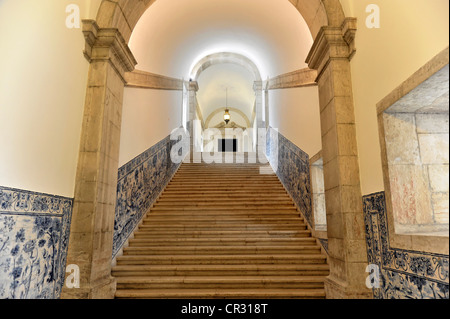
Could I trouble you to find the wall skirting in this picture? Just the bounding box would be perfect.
[0,187,73,299]
[112,135,182,258]
[363,192,449,299]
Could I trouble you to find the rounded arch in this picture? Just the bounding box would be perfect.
[190,52,262,82]
[95,0,345,44]
[67,0,364,300]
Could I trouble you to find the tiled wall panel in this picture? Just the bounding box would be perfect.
[0,187,73,299]
[363,192,449,299]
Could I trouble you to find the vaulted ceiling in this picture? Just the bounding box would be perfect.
[128,0,313,126]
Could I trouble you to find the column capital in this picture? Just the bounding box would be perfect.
[82,20,137,82]
[305,18,357,79]
[253,80,263,92]
[189,81,199,92]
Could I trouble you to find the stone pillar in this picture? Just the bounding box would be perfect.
[264,81,270,129]
[253,81,264,155]
[188,81,199,162]
[253,81,264,128]
[306,20,372,299]
[61,21,137,299]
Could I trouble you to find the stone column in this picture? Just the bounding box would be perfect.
[188,81,199,162]
[253,81,264,129]
[253,81,264,156]
[264,81,270,129]
[61,21,137,299]
[306,20,372,299]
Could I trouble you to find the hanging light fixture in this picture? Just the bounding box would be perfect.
[223,88,231,124]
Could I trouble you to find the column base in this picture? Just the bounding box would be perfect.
[60,276,117,299]
[324,275,373,299]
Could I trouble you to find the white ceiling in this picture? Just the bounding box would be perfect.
[197,63,255,126]
[128,0,313,122]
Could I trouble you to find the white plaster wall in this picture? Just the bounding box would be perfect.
[118,88,183,167]
[268,87,322,157]
[0,0,89,197]
[340,0,449,195]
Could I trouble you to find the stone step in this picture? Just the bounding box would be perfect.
[168,182,282,187]
[112,264,330,277]
[143,214,302,220]
[154,200,295,206]
[148,207,299,212]
[161,190,288,195]
[133,230,310,238]
[141,219,304,226]
[115,254,327,265]
[145,212,301,219]
[137,224,307,231]
[114,161,328,299]
[158,195,291,201]
[122,245,322,255]
[115,288,326,299]
[127,237,316,246]
[170,177,280,182]
[152,204,296,210]
[116,275,327,289]
[165,185,286,189]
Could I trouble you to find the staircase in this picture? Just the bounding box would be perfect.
[113,161,329,299]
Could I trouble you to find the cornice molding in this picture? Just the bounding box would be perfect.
[82,20,137,83]
[267,68,317,90]
[189,81,199,92]
[341,18,358,60]
[253,81,263,91]
[306,18,357,81]
[125,69,185,90]
[376,47,449,115]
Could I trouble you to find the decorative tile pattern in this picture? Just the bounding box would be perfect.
[363,192,449,299]
[318,238,329,254]
[266,127,313,227]
[0,187,73,299]
[113,135,182,258]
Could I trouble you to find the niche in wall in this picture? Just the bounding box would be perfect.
[378,63,449,237]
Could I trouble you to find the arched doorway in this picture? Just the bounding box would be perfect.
[63,0,369,299]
